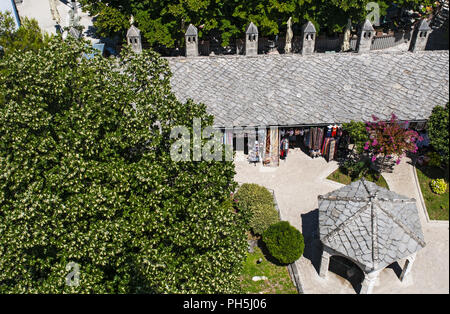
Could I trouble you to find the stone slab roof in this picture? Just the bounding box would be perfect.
[185,24,198,36]
[127,25,140,37]
[246,22,258,34]
[167,50,449,128]
[302,21,316,33]
[318,179,426,273]
[361,19,375,31]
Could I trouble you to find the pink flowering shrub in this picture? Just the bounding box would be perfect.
[364,113,423,165]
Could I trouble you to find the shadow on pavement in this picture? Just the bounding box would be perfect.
[301,209,322,274]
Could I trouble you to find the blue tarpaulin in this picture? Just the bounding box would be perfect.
[84,43,105,59]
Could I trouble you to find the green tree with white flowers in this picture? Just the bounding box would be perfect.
[0,37,249,293]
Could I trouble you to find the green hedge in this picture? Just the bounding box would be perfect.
[263,221,304,265]
[234,183,279,235]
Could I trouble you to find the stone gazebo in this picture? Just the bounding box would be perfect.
[318,179,426,294]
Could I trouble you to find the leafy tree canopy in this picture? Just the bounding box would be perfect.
[427,103,449,167]
[0,37,249,293]
[342,120,369,154]
[79,0,435,48]
[0,11,50,56]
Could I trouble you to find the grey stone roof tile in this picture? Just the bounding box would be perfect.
[246,22,258,34]
[318,179,425,273]
[418,19,432,31]
[185,24,198,36]
[361,19,375,31]
[302,21,316,33]
[127,25,140,37]
[167,50,449,127]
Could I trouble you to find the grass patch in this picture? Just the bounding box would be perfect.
[416,165,449,221]
[327,167,390,190]
[239,245,297,294]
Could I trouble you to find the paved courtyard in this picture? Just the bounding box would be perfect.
[234,149,449,294]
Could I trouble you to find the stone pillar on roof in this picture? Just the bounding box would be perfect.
[127,17,142,54]
[185,24,199,57]
[245,22,259,56]
[410,19,431,52]
[301,21,316,56]
[357,19,375,53]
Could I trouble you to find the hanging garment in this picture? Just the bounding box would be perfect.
[331,126,337,137]
[321,137,329,156]
[334,137,340,159]
[265,130,271,156]
[326,126,332,138]
[305,129,312,149]
[269,127,280,166]
[328,139,336,162]
[258,128,267,162]
[289,135,296,147]
[311,127,317,150]
[304,130,310,148]
[316,128,324,151]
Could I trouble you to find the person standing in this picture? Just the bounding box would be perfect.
[284,137,289,158]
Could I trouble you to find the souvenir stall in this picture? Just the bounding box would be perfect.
[222,124,344,166]
[303,124,343,161]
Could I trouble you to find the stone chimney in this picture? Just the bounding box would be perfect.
[245,22,259,56]
[301,21,316,55]
[127,24,142,54]
[356,19,374,53]
[410,19,431,52]
[185,24,199,57]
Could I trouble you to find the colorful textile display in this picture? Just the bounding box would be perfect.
[264,127,279,167]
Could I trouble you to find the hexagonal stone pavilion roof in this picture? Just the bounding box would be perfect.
[318,179,426,273]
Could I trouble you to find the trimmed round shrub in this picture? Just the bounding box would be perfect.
[431,178,448,195]
[263,221,305,265]
[250,203,280,235]
[234,183,279,235]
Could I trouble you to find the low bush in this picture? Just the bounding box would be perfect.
[426,152,443,168]
[263,221,304,265]
[343,159,370,180]
[234,184,279,235]
[431,178,448,195]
